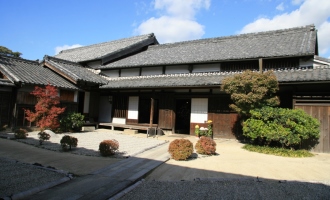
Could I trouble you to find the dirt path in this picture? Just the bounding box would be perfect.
[147,136,330,182]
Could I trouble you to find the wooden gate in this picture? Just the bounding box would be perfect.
[294,102,330,153]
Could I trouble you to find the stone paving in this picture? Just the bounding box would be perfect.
[1,129,167,158]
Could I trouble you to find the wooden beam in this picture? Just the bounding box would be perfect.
[259,58,263,72]
[44,62,77,84]
[150,98,154,128]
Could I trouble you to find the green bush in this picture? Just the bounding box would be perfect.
[38,131,51,145]
[243,107,320,149]
[243,144,314,157]
[60,135,78,151]
[168,139,193,161]
[99,140,119,156]
[14,128,28,139]
[221,70,279,117]
[195,136,217,155]
[60,112,85,132]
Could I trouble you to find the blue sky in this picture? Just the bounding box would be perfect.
[1,0,329,60]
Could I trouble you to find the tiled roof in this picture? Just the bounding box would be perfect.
[43,56,108,85]
[55,33,158,63]
[314,55,330,64]
[102,25,317,69]
[0,78,14,86]
[0,55,79,90]
[100,67,330,89]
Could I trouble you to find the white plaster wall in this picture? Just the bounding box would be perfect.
[128,96,139,119]
[192,63,220,73]
[112,117,126,124]
[86,60,102,69]
[141,66,163,76]
[299,58,314,68]
[121,68,140,77]
[165,65,189,74]
[102,69,119,77]
[191,98,208,123]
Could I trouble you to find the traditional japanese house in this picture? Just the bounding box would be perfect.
[1,24,329,152]
[55,25,329,153]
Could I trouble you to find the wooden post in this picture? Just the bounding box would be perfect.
[259,58,263,73]
[150,98,154,127]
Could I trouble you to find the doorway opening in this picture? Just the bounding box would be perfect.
[138,98,159,124]
[175,99,191,134]
[78,92,85,114]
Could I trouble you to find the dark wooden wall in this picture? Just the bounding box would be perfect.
[158,93,175,130]
[0,92,12,126]
[112,95,128,119]
[295,104,330,153]
[14,89,77,127]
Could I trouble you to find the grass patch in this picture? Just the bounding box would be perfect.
[242,144,314,157]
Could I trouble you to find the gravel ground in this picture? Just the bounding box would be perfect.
[1,129,167,158]
[0,157,68,198]
[118,179,330,200]
[0,129,167,198]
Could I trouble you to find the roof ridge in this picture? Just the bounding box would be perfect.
[44,55,81,66]
[103,67,330,81]
[0,54,39,65]
[104,71,244,81]
[148,24,315,50]
[57,33,155,54]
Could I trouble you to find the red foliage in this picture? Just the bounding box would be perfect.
[24,84,65,130]
[195,136,217,155]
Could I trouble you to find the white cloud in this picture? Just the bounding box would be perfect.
[318,21,330,55]
[54,44,83,55]
[239,0,330,57]
[276,2,285,11]
[154,0,210,19]
[136,16,205,43]
[135,0,210,43]
[291,0,305,5]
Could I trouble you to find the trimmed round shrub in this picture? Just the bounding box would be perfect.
[243,106,320,149]
[99,139,119,156]
[38,131,51,145]
[14,128,28,139]
[168,139,193,161]
[60,135,78,151]
[195,136,217,155]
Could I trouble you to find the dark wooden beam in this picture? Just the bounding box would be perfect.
[44,62,77,84]
[259,58,263,72]
[150,98,154,128]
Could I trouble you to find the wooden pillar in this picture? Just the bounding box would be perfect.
[10,87,18,129]
[259,58,263,72]
[150,98,154,127]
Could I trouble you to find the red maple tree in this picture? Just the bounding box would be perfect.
[25,84,65,131]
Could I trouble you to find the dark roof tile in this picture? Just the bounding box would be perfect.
[44,56,108,85]
[100,67,330,89]
[55,33,158,63]
[0,55,79,90]
[102,25,317,69]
